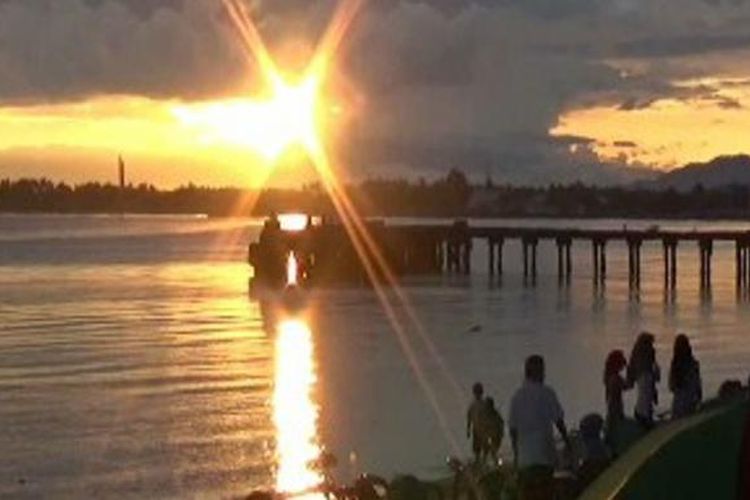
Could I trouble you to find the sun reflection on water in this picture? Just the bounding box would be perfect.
[287,252,299,286]
[274,319,324,498]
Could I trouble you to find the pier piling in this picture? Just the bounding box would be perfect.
[663,238,678,289]
[737,239,750,290]
[488,238,505,277]
[556,236,572,284]
[592,238,607,284]
[437,240,445,272]
[699,239,713,289]
[522,236,538,281]
[496,238,504,276]
[627,237,642,287]
[461,240,472,275]
[488,239,495,276]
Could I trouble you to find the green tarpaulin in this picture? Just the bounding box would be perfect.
[581,400,749,500]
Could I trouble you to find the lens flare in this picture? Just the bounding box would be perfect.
[173,76,320,162]
[222,0,465,457]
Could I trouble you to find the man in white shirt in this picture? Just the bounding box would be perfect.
[508,355,570,493]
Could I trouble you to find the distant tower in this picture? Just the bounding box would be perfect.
[118,155,126,189]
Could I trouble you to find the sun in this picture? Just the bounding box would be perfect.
[266,75,322,156]
[172,0,364,166]
[173,74,322,162]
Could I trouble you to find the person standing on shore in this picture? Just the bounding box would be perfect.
[603,350,629,443]
[669,334,702,419]
[509,355,571,498]
[483,397,504,466]
[466,382,487,465]
[627,333,660,430]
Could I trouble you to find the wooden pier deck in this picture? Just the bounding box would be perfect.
[249,220,750,290]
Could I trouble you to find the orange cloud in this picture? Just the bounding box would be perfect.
[552,78,750,169]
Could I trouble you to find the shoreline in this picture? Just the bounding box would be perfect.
[2,210,750,222]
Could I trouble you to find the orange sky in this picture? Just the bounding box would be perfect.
[552,78,750,170]
[3,0,750,187]
[1,76,749,187]
[0,96,291,187]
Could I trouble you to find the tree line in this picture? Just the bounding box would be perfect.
[2,170,749,218]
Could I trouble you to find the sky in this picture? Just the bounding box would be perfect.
[1,0,750,187]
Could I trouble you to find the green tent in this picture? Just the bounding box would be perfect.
[580,400,750,500]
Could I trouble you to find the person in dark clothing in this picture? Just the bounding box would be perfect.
[669,334,702,419]
[739,404,750,500]
[258,213,285,287]
[603,350,629,444]
[483,397,505,466]
[576,413,610,492]
[466,382,487,465]
[604,350,628,422]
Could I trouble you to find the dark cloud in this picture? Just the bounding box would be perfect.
[392,0,600,20]
[704,94,744,109]
[615,33,750,59]
[618,97,657,110]
[340,130,650,185]
[0,0,248,103]
[702,0,748,6]
[1,0,750,184]
[83,0,184,19]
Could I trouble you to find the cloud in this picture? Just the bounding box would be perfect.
[614,34,750,59]
[2,0,750,184]
[705,94,744,108]
[618,97,657,110]
[82,0,185,19]
[0,0,247,103]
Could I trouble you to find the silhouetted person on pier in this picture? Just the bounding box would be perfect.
[259,213,285,288]
[603,350,628,442]
[466,382,487,465]
[298,215,315,284]
[509,355,570,498]
[669,334,702,419]
[627,333,660,430]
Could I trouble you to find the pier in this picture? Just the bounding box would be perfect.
[249,219,750,291]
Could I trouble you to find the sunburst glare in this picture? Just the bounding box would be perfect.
[220,0,464,458]
[173,75,321,162]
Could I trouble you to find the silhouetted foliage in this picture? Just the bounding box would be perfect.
[2,170,750,218]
